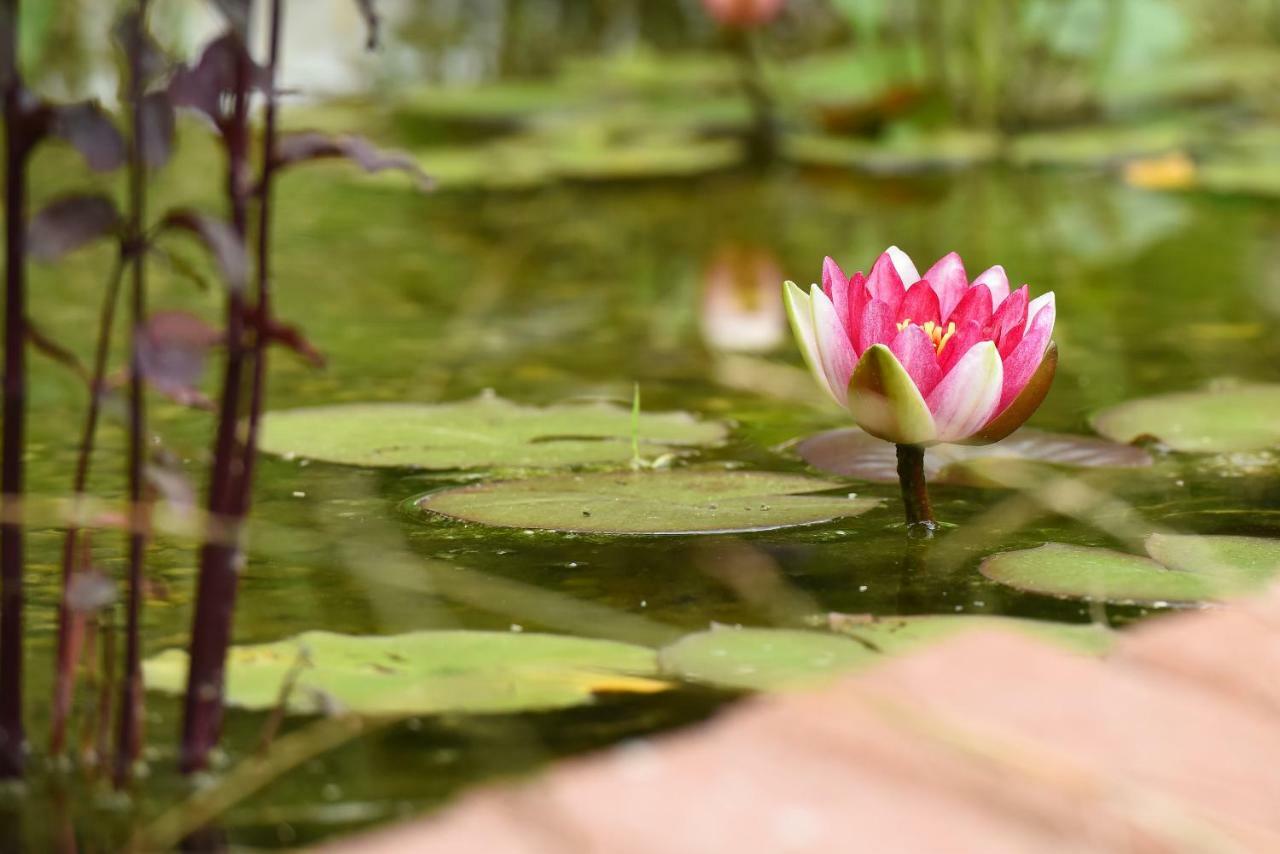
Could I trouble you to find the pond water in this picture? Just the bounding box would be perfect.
[8,158,1280,848]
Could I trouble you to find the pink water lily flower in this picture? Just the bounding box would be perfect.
[784,247,1057,447]
[702,0,785,28]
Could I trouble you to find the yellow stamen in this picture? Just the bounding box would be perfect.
[895,319,957,354]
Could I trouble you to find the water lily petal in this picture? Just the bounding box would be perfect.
[784,280,840,405]
[890,324,943,397]
[896,281,941,327]
[846,270,868,344]
[858,299,896,355]
[972,342,1057,443]
[866,252,906,315]
[947,284,992,330]
[849,344,937,445]
[937,319,982,375]
[926,341,1003,443]
[973,265,1010,307]
[923,251,968,320]
[822,256,850,336]
[886,245,921,285]
[1026,291,1055,329]
[811,285,856,407]
[987,284,1027,341]
[999,291,1055,411]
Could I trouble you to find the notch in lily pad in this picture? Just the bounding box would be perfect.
[1091,383,1280,453]
[658,615,1111,691]
[980,534,1280,605]
[417,469,880,535]
[795,427,1151,487]
[143,630,668,716]
[258,393,729,471]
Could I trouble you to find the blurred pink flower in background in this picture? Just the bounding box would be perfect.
[700,245,786,353]
[784,247,1057,446]
[702,0,785,28]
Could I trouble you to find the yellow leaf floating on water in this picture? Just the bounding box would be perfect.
[1122,151,1196,190]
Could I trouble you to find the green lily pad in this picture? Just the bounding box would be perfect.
[1090,384,1280,453]
[258,394,729,470]
[795,427,1151,487]
[143,630,667,716]
[417,470,880,535]
[979,543,1228,605]
[1144,533,1280,591]
[659,615,1110,691]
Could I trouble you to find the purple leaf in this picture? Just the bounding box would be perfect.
[139,92,175,169]
[269,132,433,190]
[27,320,90,382]
[135,310,222,409]
[28,194,123,262]
[52,101,127,172]
[354,0,381,49]
[169,33,266,132]
[242,306,326,367]
[113,12,169,87]
[158,209,249,291]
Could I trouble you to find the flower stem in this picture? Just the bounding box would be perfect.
[894,443,937,536]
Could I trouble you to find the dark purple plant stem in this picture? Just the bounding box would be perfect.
[180,21,253,775]
[115,0,151,789]
[0,0,27,780]
[235,0,283,526]
[894,443,937,536]
[50,254,125,757]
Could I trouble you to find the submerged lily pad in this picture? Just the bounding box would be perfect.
[980,543,1229,605]
[659,616,1110,691]
[1090,384,1280,453]
[258,395,728,470]
[417,470,880,535]
[143,630,666,716]
[795,427,1151,487]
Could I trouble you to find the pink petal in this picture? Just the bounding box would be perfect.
[896,281,941,327]
[1027,291,1055,328]
[822,257,852,344]
[811,285,856,406]
[973,265,1010,307]
[885,245,921,285]
[947,284,992,330]
[846,271,868,346]
[937,319,982,375]
[866,252,906,315]
[998,323,1023,359]
[923,251,968,320]
[858,299,895,355]
[998,293,1055,411]
[926,341,1003,443]
[889,324,943,397]
[986,284,1027,342]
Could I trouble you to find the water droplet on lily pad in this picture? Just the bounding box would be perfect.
[258,395,729,470]
[1091,384,1280,453]
[795,427,1151,487]
[416,469,881,535]
[658,615,1111,691]
[143,630,667,716]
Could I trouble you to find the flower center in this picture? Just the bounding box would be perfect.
[896,319,957,354]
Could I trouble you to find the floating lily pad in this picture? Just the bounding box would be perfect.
[143,630,666,716]
[417,470,880,535]
[795,427,1151,487]
[1090,384,1280,453]
[1143,533,1280,591]
[258,395,728,470]
[659,616,1110,691]
[979,543,1228,605]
